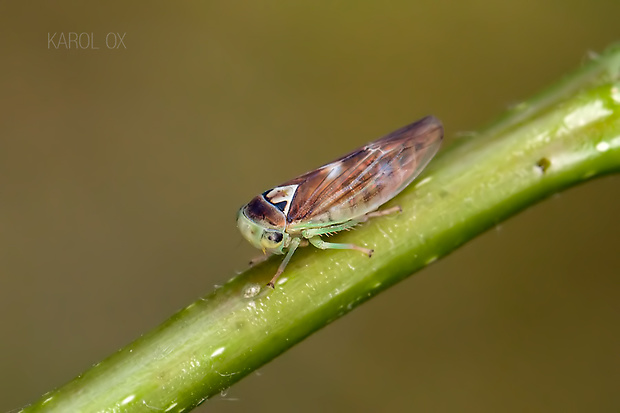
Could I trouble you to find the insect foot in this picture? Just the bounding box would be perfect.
[249,254,271,267]
[352,245,373,257]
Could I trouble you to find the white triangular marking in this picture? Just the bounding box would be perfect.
[265,184,298,216]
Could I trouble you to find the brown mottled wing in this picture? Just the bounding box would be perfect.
[285,116,443,228]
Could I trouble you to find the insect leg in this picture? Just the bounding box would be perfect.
[359,205,402,222]
[252,239,308,268]
[308,236,373,257]
[249,253,272,267]
[267,237,302,288]
[300,221,360,238]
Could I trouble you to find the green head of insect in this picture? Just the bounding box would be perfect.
[237,208,289,255]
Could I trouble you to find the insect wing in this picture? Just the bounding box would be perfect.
[284,116,443,227]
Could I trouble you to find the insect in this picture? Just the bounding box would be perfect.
[237,116,443,288]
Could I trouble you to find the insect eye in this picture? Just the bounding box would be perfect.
[261,230,283,249]
[269,232,282,242]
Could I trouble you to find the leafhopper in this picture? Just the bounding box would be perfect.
[237,116,443,288]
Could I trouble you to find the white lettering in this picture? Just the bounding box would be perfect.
[115,32,126,49]
[78,32,89,49]
[91,32,99,49]
[68,32,78,49]
[105,32,116,49]
[47,32,57,49]
[57,32,67,48]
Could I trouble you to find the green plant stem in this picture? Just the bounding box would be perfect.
[22,44,620,413]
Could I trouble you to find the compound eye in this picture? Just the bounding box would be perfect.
[261,230,284,249]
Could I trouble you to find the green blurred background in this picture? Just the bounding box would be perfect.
[1,2,619,412]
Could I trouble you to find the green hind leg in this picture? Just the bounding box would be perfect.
[308,236,373,257]
[299,206,402,258]
[300,220,359,238]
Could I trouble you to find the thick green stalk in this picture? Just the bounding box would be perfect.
[22,44,620,413]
